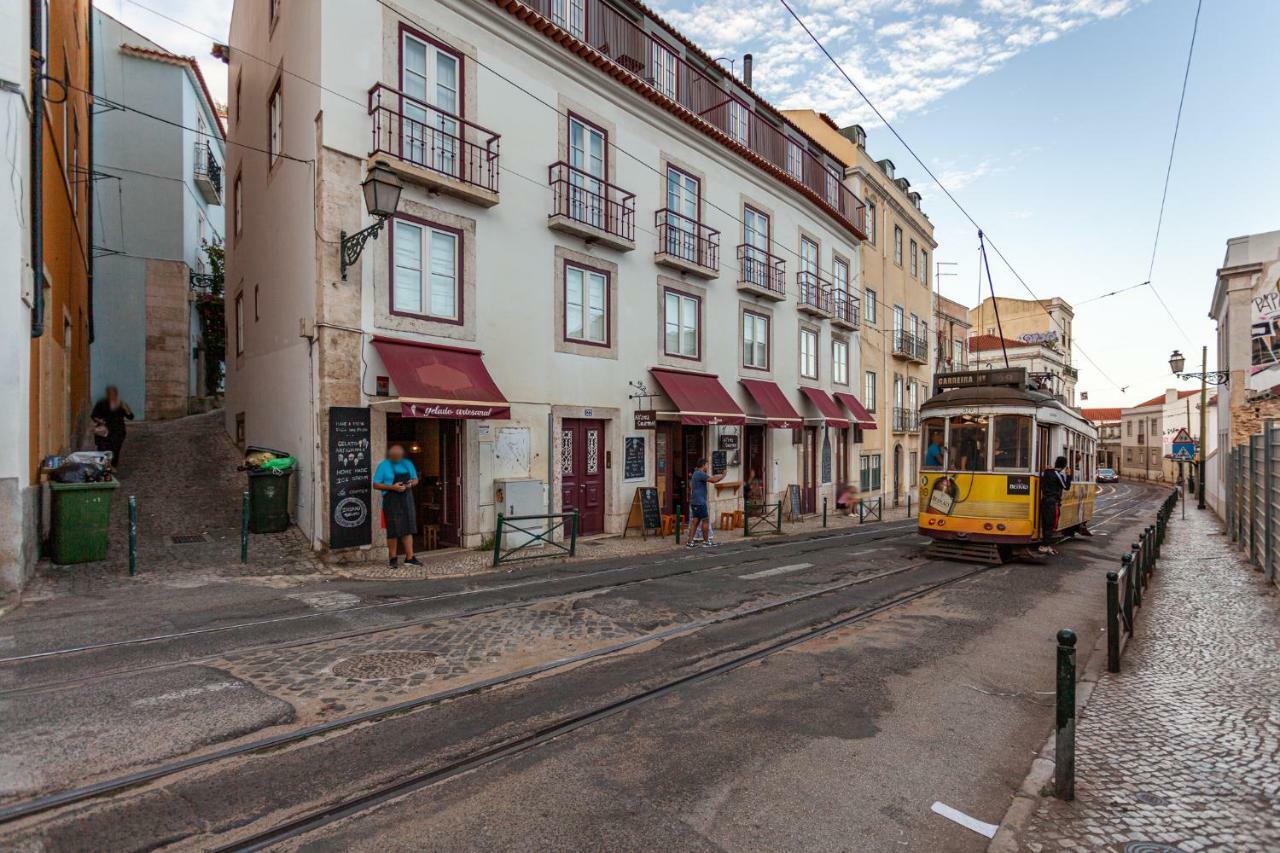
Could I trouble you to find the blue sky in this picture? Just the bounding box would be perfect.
[109,0,1279,407]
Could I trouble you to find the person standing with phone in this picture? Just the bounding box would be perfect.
[685,457,726,547]
[373,444,422,568]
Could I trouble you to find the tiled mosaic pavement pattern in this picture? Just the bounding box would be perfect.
[217,596,673,720]
[1019,507,1280,852]
[27,412,326,596]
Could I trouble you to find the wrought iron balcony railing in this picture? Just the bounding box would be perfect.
[193,140,222,204]
[655,208,719,273]
[893,407,920,432]
[368,83,500,196]
[548,161,635,244]
[797,271,833,315]
[736,244,786,297]
[831,289,860,328]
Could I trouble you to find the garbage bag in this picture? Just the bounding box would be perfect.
[51,462,111,483]
[259,456,295,472]
[245,450,278,468]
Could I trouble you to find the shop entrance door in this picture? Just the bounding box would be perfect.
[386,415,464,549]
[745,425,766,505]
[801,427,818,514]
[560,418,605,535]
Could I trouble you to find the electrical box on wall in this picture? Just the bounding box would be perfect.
[495,479,545,548]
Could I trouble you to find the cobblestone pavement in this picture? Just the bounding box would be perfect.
[216,595,672,722]
[1018,507,1280,852]
[26,412,325,598]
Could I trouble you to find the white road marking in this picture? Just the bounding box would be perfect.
[930,801,999,838]
[133,680,245,707]
[287,591,362,610]
[739,562,813,580]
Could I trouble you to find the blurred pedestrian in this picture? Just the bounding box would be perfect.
[374,444,421,568]
[685,457,726,547]
[91,386,134,468]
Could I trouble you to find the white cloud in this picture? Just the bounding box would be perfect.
[652,0,1147,127]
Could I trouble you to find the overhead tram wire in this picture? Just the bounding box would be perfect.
[776,0,1127,394]
[124,0,896,316]
[1142,0,1203,346]
[1074,280,1151,308]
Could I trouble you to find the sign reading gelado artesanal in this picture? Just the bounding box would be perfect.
[401,402,510,419]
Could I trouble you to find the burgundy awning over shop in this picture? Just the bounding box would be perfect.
[833,391,877,429]
[373,337,510,419]
[740,379,802,429]
[650,368,746,426]
[799,387,850,428]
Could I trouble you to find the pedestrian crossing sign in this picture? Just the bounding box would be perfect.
[1170,427,1196,461]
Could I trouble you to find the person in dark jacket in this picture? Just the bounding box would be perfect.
[1039,455,1072,553]
[91,386,134,468]
[373,444,422,568]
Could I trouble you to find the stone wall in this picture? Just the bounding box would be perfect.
[1228,374,1280,447]
[144,259,192,420]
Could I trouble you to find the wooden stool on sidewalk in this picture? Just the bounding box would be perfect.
[718,511,735,531]
[732,509,745,529]
[423,525,440,551]
[660,514,677,536]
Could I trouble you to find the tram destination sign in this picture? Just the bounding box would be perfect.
[935,368,1027,392]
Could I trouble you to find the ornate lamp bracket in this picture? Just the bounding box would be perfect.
[340,216,389,281]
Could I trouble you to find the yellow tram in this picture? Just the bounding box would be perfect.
[917,368,1099,561]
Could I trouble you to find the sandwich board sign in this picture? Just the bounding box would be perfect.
[1170,427,1197,462]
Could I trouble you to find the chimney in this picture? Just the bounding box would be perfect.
[743,53,752,88]
[1165,388,1178,405]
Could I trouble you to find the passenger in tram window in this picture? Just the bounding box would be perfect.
[924,429,945,468]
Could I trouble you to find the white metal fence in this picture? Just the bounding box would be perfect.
[1225,421,1280,586]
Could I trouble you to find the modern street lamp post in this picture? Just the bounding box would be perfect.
[1168,347,1229,510]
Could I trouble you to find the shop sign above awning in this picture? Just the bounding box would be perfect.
[739,379,802,429]
[649,368,746,426]
[372,337,510,420]
[799,387,850,428]
[833,391,877,429]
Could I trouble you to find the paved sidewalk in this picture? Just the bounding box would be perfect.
[1017,506,1280,852]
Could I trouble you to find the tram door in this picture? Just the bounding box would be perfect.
[1036,425,1051,473]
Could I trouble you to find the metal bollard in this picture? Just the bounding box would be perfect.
[492,513,504,566]
[907,493,912,517]
[241,490,250,564]
[822,496,828,528]
[1147,524,1157,565]
[743,500,751,538]
[1106,570,1120,673]
[570,510,579,557]
[1121,552,1135,630]
[1131,542,1143,607]
[1055,628,1077,800]
[775,500,783,533]
[128,495,138,577]
[675,503,682,545]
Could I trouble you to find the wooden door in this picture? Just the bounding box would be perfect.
[679,426,705,510]
[745,425,766,506]
[801,427,818,514]
[835,428,848,498]
[560,419,606,535]
[439,420,463,546]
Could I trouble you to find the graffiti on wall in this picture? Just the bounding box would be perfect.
[1249,264,1280,397]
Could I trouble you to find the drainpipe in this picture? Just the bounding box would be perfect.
[29,0,44,338]
[86,6,94,342]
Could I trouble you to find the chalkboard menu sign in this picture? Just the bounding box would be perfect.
[328,407,372,549]
[624,436,646,480]
[624,487,662,538]
[711,450,728,475]
[821,431,832,484]
[787,484,802,519]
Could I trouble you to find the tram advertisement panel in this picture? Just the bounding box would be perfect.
[918,472,1039,540]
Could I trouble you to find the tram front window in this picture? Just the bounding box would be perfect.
[948,415,988,472]
[992,415,1032,470]
[922,418,946,469]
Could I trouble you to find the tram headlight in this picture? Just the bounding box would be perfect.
[997,523,1007,531]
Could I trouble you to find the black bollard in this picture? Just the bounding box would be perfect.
[128,496,138,577]
[1106,570,1120,673]
[1055,628,1077,800]
[241,491,250,564]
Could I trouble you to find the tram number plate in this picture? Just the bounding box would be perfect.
[1006,475,1031,496]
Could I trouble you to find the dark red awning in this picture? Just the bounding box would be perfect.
[834,391,877,429]
[373,337,510,419]
[740,379,802,429]
[650,368,745,426]
[799,387,850,428]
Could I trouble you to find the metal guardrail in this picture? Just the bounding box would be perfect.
[743,500,782,536]
[492,511,578,566]
[1104,487,1178,674]
[857,495,883,523]
[1226,419,1280,586]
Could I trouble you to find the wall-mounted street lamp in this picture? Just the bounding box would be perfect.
[1168,347,1228,511]
[1168,348,1229,385]
[340,160,403,281]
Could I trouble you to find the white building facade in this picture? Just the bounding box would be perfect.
[91,10,227,420]
[1120,388,1217,484]
[225,0,872,555]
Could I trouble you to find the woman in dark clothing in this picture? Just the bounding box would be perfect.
[91,386,134,468]
[373,443,422,568]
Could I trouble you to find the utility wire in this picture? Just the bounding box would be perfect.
[1142,0,1203,345]
[777,0,1127,393]
[1074,280,1150,308]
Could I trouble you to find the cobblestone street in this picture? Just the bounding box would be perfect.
[1018,505,1280,852]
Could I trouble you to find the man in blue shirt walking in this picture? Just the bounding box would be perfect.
[685,457,727,547]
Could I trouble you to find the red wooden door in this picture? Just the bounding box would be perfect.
[561,419,606,535]
[802,427,818,514]
[440,420,463,546]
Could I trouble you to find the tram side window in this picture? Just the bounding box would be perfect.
[922,418,946,469]
[948,415,988,472]
[992,415,1032,470]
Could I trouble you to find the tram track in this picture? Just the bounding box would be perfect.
[0,550,950,829]
[0,524,926,699]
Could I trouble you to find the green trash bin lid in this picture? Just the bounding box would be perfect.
[49,480,121,492]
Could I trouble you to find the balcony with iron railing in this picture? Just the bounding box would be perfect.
[193,140,222,205]
[368,83,500,206]
[892,331,928,363]
[736,244,786,300]
[796,270,833,317]
[547,161,636,251]
[892,407,920,433]
[655,209,719,278]
[831,289,860,330]
[520,0,866,238]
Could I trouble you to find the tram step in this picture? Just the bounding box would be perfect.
[924,540,1003,565]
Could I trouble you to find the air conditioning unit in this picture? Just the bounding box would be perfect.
[495,478,545,548]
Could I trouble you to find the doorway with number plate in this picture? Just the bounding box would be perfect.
[560,418,606,536]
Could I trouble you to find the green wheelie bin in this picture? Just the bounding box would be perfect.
[49,480,120,564]
[247,467,293,533]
